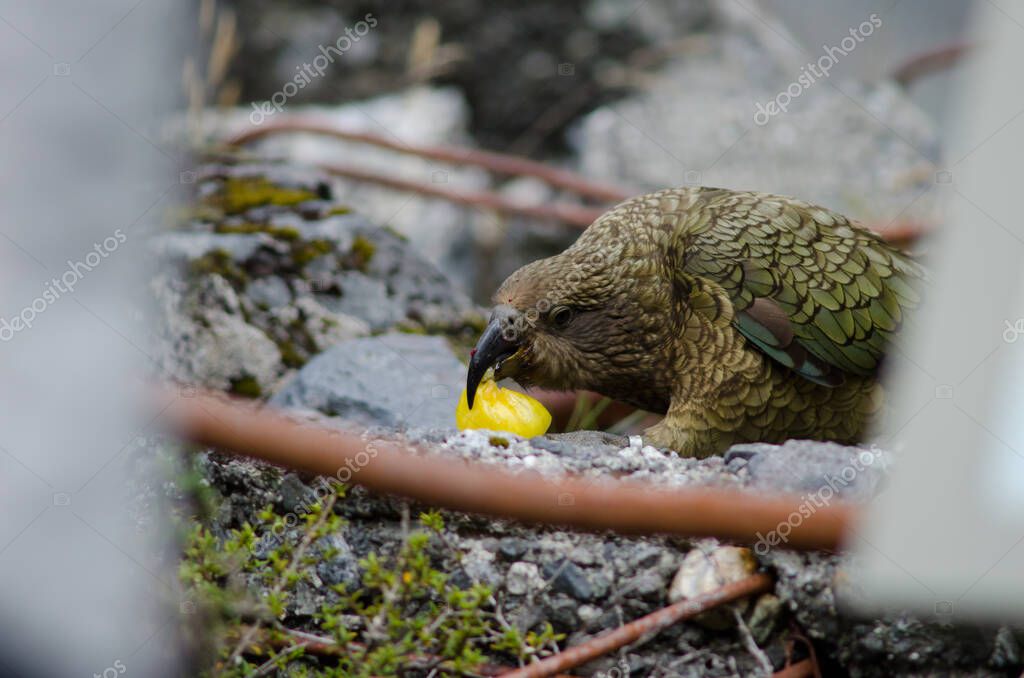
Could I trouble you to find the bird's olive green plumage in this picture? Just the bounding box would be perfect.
[467,187,924,457]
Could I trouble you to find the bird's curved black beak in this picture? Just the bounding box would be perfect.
[466,305,521,409]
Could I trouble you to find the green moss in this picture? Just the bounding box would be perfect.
[291,238,334,267]
[276,340,306,369]
[323,205,352,216]
[207,176,318,214]
[189,248,249,288]
[348,235,376,272]
[215,222,301,241]
[395,321,427,335]
[488,436,510,448]
[229,375,262,398]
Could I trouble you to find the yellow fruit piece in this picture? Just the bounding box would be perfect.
[456,380,552,437]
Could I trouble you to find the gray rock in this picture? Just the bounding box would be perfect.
[326,272,397,331]
[506,561,544,597]
[622,570,665,601]
[291,296,369,352]
[629,543,666,570]
[574,17,939,228]
[543,559,594,602]
[199,88,487,292]
[316,533,361,589]
[550,430,629,453]
[543,593,581,628]
[152,162,479,396]
[740,439,887,501]
[461,542,502,588]
[246,276,292,309]
[152,273,283,394]
[150,232,267,265]
[498,537,529,561]
[277,473,316,514]
[270,333,464,430]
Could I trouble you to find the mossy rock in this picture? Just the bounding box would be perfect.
[206,176,318,215]
[344,234,376,272]
[291,238,334,267]
[229,375,263,398]
[215,222,301,241]
[189,248,249,288]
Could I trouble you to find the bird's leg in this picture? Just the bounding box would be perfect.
[643,399,733,459]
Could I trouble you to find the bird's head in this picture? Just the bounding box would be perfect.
[465,235,667,408]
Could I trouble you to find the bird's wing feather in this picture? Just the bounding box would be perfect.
[679,190,924,385]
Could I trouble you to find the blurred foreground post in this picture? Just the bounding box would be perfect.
[856,1,1024,621]
[0,2,185,675]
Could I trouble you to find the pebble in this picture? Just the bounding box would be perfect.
[543,558,595,602]
[668,545,758,629]
[506,561,544,596]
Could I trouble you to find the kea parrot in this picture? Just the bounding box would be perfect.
[465,187,924,458]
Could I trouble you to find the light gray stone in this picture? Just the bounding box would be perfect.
[574,25,939,228]
[270,333,464,430]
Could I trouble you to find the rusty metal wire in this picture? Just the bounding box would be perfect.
[224,118,631,202]
[318,162,605,227]
[165,391,853,550]
[892,42,972,87]
[772,658,817,678]
[168,393,809,675]
[499,573,773,678]
[221,119,929,244]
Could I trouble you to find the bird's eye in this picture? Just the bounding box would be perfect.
[550,306,573,328]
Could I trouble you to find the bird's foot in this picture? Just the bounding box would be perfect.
[643,420,721,459]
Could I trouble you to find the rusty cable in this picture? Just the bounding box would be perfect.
[224,119,631,202]
[317,162,605,226]
[892,42,972,87]
[165,391,853,550]
[498,573,773,678]
[223,118,927,244]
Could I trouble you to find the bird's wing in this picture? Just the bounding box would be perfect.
[680,190,924,386]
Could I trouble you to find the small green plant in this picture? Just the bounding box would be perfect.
[180,490,564,676]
